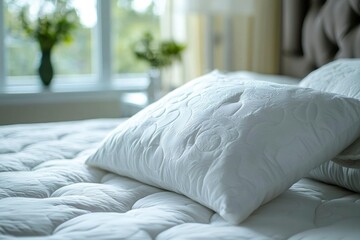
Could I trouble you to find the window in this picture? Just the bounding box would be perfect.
[0,0,161,89]
[111,0,160,74]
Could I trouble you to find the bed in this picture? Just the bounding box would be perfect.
[1,0,360,239]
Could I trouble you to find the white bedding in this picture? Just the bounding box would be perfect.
[1,119,360,239]
[88,73,360,224]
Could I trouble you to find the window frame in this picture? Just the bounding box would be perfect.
[0,0,5,90]
[96,0,111,86]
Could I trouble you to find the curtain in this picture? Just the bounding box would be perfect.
[160,0,204,91]
[160,0,281,90]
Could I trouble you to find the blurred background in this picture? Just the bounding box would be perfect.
[0,0,281,124]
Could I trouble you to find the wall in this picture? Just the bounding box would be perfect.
[0,91,123,125]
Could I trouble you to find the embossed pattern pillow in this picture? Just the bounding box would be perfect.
[300,59,360,193]
[87,72,360,223]
[300,59,360,167]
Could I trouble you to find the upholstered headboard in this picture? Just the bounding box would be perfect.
[280,0,360,78]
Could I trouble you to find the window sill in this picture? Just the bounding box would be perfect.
[0,78,149,104]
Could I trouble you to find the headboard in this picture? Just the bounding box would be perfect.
[280,0,360,78]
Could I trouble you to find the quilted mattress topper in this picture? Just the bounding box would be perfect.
[1,119,360,239]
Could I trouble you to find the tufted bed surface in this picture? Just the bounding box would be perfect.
[1,119,360,239]
[0,117,360,239]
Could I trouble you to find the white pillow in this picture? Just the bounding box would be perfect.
[87,72,360,223]
[300,59,360,168]
[299,59,360,99]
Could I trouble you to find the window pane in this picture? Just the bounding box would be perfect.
[5,0,37,76]
[53,0,96,76]
[111,0,161,74]
[5,0,96,79]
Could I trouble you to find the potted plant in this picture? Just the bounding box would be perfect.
[132,32,186,102]
[19,0,79,87]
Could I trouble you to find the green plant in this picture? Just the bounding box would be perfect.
[132,32,186,68]
[19,0,79,51]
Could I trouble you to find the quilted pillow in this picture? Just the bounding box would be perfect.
[299,59,360,99]
[300,59,360,168]
[87,72,360,223]
[300,59,360,192]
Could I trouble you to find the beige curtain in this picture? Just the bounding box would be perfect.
[160,0,281,90]
[250,0,281,74]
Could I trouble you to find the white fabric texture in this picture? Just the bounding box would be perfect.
[300,59,360,166]
[87,72,360,224]
[332,136,360,169]
[298,59,360,192]
[226,70,300,85]
[309,160,360,193]
[3,119,360,239]
[299,59,360,99]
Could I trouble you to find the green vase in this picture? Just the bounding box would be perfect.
[38,48,54,87]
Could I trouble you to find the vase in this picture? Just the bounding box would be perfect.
[147,68,162,103]
[38,48,54,88]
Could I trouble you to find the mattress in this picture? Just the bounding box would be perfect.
[1,119,360,239]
